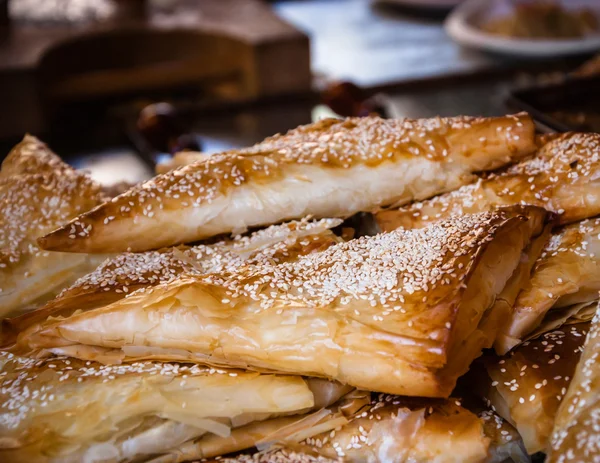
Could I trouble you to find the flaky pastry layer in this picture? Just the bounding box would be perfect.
[30,207,549,397]
[376,132,600,232]
[0,353,349,463]
[39,114,535,253]
[499,218,600,353]
[548,303,600,463]
[474,323,589,454]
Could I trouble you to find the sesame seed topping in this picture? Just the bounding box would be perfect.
[0,135,106,298]
[378,132,600,230]
[48,217,342,310]
[549,304,600,462]
[189,211,515,322]
[483,323,590,452]
[42,114,532,251]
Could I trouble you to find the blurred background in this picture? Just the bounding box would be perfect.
[1,0,599,185]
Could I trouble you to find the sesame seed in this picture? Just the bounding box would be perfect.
[0,136,106,296]
[378,132,600,232]
[41,114,533,251]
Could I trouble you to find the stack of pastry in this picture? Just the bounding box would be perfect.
[0,113,598,462]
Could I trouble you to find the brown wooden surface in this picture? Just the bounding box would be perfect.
[0,0,311,139]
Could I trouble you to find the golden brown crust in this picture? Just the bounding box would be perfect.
[38,114,535,253]
[375,132,600,232]
[0,137,107,318]
[0,352,324,463]
[500,218,600,352]
[28,207,549,397]
[0,135,70,179]
[291,396,490,463]
[213,394,526,463]
[548,304,600,463]
[4,218,341,349]
[475,323,589,454]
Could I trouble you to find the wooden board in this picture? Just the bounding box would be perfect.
[0,0,311,139]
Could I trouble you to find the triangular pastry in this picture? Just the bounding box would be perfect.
[38,114,536,253]
[0,136,108,318]
[156,132,559,178]
[376,132,600,232]
[547,303,600,463]
[0,135,71,178]
[472,323,590,454]
[207,393,528,463]
[498,218,600,353]
[29,207,550,397]
[0,351,349,463]
[5,218,341,349]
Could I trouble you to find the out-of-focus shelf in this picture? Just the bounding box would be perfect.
[0,0,311,140]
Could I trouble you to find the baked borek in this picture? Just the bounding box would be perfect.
[38,114,535,253]
[210,394,528,463]
[30,207,549,397]
[376,132,600,232]
[6,218,341,350]
[499,218,600,353]
[547,303,600,463]
[0,136,107,318]
[474,323,589,454]
[0,352,349,463]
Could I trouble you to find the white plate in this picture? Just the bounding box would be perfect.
[445,0,600,58]
[374,0,464,10]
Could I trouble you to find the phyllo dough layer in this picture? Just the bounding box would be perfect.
[38,114,535,253]
[499,218,600,352]
[376,132,600,232]
[0,352,348,463]
[548,303,600,463]
[473,323,589,454]
[29,206,549,397]
[0,136,108,318]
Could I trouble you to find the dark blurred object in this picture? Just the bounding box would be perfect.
[371,0,460,18]
[137,102,201,154]
[483,1,598,39]
[507,75,600,133]
[0,1,8,27]
[137,103,182,153]
[0,0,311,142]
[572,53,600,78]
[321,81,389,118]
[321,82,366,117]
[132,102,202,168]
